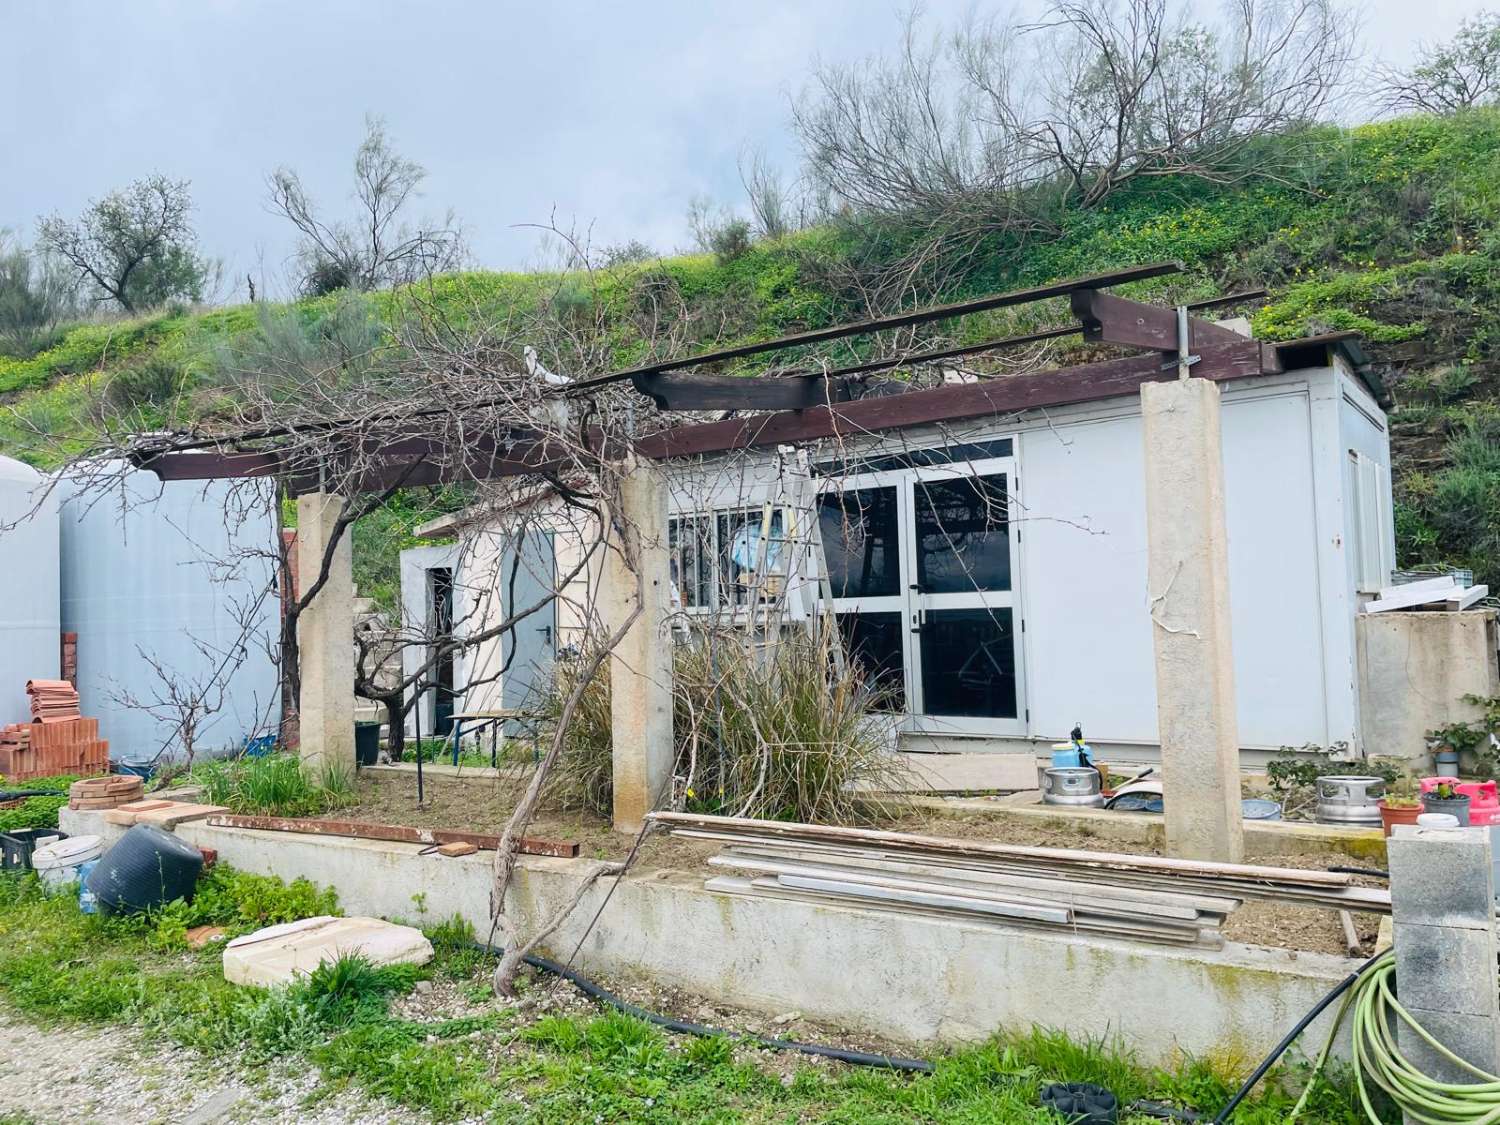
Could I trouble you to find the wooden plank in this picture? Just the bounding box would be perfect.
[720,852,1236,918]
[707,874,1221,948]
[1447,584,1489,611]
[1364,577,1458,613]
[895,752,1039,793]
[709,851,1223,922]
[204,814,580,858]
[776,873,1074,925]
[648,813,1354,886]
[709,853,1212,923]
[1377,575,1456,600]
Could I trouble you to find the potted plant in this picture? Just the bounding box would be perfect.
[1421,780,1473,826]
[1377,773,1424,837]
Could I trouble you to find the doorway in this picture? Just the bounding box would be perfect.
[818,443,1024,736]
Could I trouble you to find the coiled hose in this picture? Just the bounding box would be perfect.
[1287,949,1500,1123]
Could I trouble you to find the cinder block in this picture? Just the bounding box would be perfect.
[1389,830,1496,928]
[1393,922,1500,1016]
[1398,1006,1500,1084]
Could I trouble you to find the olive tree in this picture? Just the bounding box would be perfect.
[1379,11,1500,116]
[0,232,78,356]
[37,175,210,313]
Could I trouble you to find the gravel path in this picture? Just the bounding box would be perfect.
[0,1010,406,1125]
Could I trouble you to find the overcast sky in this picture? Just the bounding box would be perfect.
[0,0,1479,300]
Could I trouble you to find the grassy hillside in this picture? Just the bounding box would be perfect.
[8,111,1500,592]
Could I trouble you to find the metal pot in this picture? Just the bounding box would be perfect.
[1041,767,1105,808]
[1315,775,1385,826]
[1421,792,1472,826]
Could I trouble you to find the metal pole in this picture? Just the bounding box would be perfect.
[414,679,424,807]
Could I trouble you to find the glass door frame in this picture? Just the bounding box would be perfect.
[902,454,1027,737]
[817,445,1027,739]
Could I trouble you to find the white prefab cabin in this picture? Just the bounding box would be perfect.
[404,342,1393,765]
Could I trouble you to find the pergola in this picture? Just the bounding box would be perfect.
[129,262,1376,861]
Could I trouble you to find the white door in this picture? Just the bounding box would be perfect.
[818,445,1026,736]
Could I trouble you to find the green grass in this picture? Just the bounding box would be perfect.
[0,867,1386,1122]
[189,751,355,818]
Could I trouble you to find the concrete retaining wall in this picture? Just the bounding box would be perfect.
[62,809,1356,1066]
[1358,609,1499,766]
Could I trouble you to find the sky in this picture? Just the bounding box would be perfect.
[0,0,1482,301]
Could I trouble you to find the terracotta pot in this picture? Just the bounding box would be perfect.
[1378,799,1423,837]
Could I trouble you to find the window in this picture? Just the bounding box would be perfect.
[669,506,787,610]
[913,474,1011,593]
[1347,450,1389,593]
[819,486,901,598]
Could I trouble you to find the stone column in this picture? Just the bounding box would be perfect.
[603,460,674,834]
[296,491,355,774]
[1141,377,1244,862]
[1389,825,1500,1099]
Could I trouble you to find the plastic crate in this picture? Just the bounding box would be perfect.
[0,828,68,874]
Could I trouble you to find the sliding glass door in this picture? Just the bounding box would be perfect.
[818,446,1025,736]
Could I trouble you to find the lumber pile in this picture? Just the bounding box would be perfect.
[0,717,108,780]
[1363,574,1488,613]
[26,679,80,722]
[648,813,1390,951]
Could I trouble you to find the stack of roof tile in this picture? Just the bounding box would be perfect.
[26,679,80,723]
[0,717,108,780]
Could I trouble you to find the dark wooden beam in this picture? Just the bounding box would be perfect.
[631,372,855,411]
[638,340,1265,460]
[1070,290,1282,374]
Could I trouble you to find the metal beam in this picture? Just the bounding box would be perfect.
[564,262,1183,394]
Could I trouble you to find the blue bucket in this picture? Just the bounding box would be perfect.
[1242,798,1283,821]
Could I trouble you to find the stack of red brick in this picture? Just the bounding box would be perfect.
[0,679,109,781]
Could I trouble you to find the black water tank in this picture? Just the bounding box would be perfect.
[86,823,204,914]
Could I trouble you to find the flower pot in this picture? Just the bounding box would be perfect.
[1421,792,1472,826]
[1377,799,1423,837]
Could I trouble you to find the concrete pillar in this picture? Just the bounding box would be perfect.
[1389,825,1500,1098]
[296,491,355,774]
[1141,377,1244,862]
[603,460,673,834]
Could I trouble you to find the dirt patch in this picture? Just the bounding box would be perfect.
[317,772,1379,958]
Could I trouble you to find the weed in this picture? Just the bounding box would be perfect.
[191,751,353,818]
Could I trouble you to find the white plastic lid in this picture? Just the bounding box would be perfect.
[1416,813,1461,828]
[31,834,103,869]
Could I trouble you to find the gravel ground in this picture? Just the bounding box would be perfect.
[0,1009,412,1125]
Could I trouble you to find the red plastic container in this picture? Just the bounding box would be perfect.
[1420,776,1500,825]
[1458,780,1500,826]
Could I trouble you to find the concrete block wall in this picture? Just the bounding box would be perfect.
[1357,610,1499,766]
[1388,825,1500,1084]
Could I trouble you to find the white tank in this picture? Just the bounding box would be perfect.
[58,465,281,766]
[0,456,60,725]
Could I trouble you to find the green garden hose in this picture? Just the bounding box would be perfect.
[1290,950,1500,1123]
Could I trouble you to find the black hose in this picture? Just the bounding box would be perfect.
[0,790,66,801]
[1211,949,1389,1123]
[467,941,933,1072]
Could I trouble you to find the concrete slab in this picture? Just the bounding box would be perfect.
[896,752,1038,792]
[223,915,433,987]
